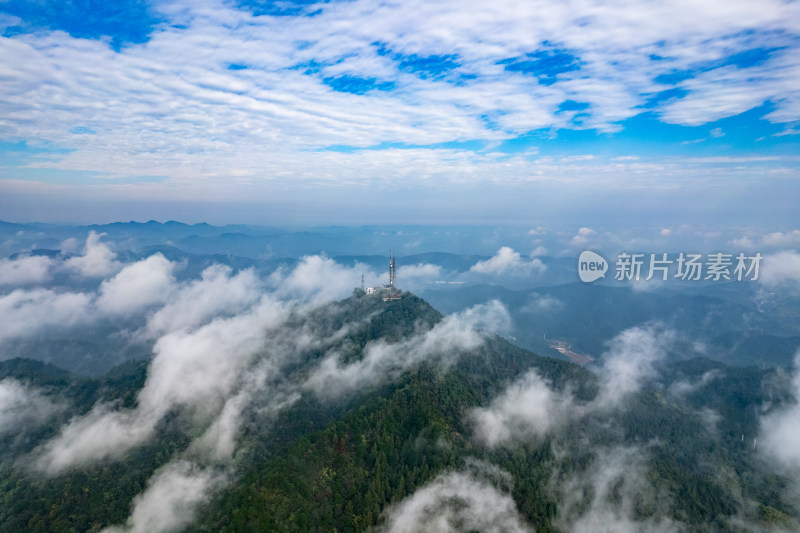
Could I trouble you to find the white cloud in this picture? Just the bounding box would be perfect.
[520,293,563,313]
[560,154,595,162]
[668,370,720,398]
[143,264,260,337]
[731,230,800,254]
[32,291,291,473]
[59,237,81,254]
[96,254,176,316]
[64,232,121,278]
[454,299,513,334]
[594,325,674,410]
[660,56,799,127]
[660,228,672,236]
[470,247,546,276]
[762,230,800,248]
[137,297,289,426]
[629,276,668,293]
[554,446,680,533]
[0,254,54,285]
[0,249,175,342]
[468,324,674,448]
[102,461,226,533]
[761,350,800,471]
[470,369,573,447]
[382,463,531,533]
[0,378,63,436]
[0,0,796,202]
[759,251,800,287]
[304,300,508,397]
[271,255,371,302]
[732,236,755,249]
[34,405,158,473]
[396,263,442,290]
[0,288,93,341]
[570,227,597,246]
[189,378,291,463]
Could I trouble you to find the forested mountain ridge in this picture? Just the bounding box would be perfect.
[0,292,798,532]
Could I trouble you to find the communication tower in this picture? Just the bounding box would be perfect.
[382,250,401,301]
[389,250,396,289]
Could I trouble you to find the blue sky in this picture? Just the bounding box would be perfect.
[0,0,799,228]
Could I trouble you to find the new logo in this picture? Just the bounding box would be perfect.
[578,251,608,283]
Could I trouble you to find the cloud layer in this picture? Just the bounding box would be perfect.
[382,462,531,533]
